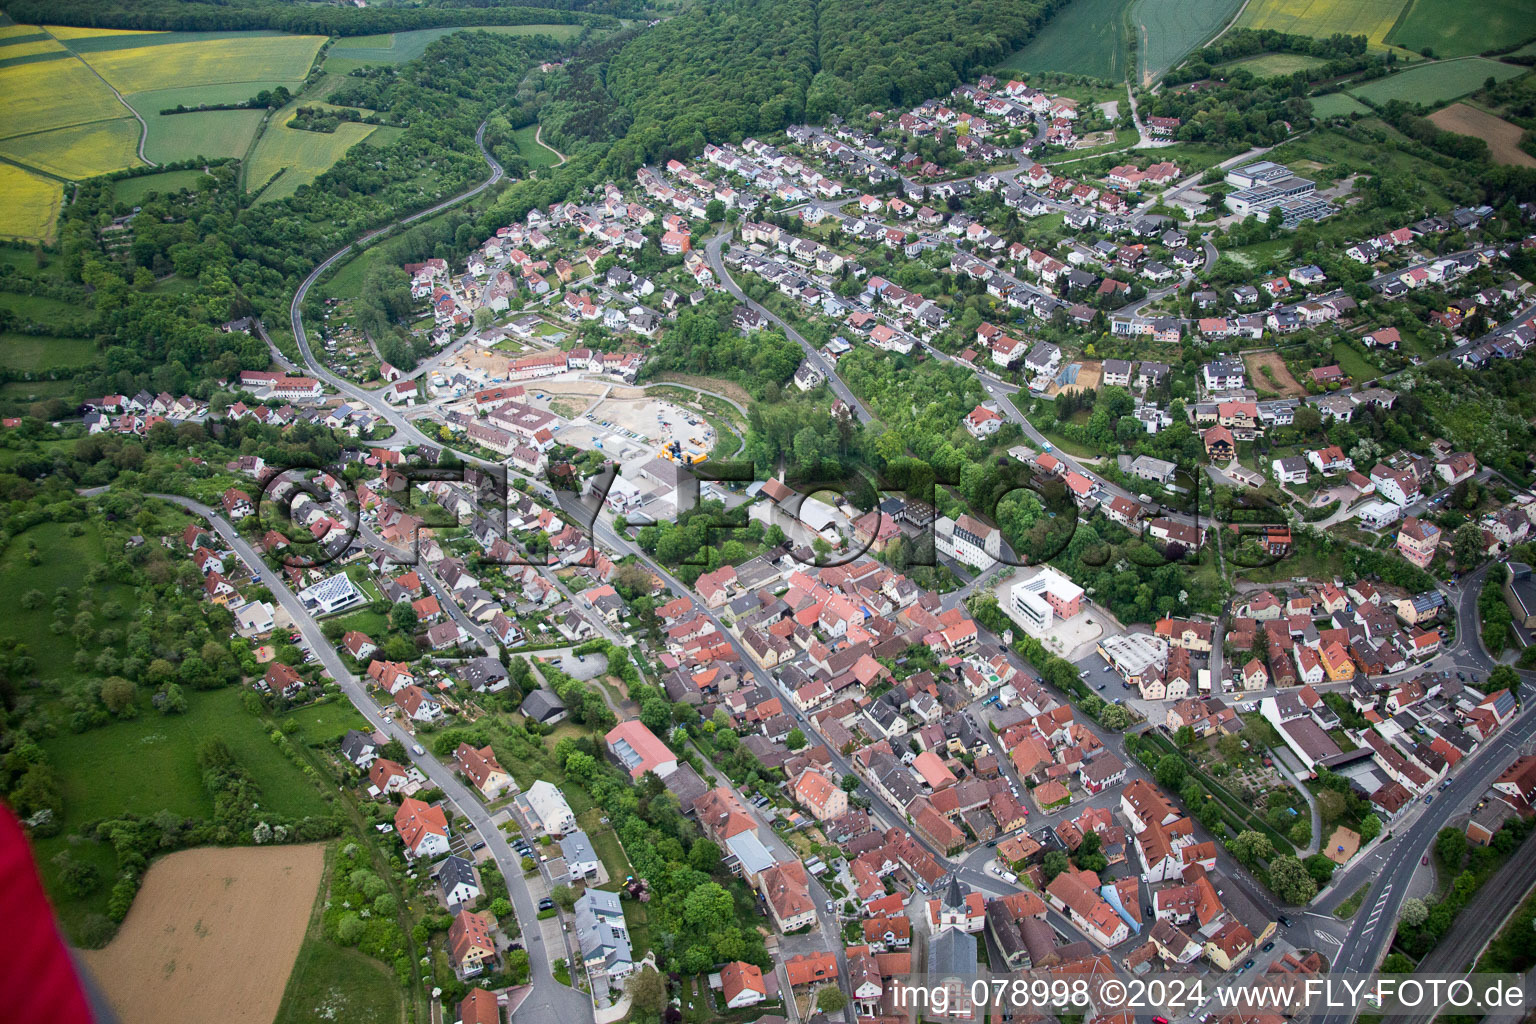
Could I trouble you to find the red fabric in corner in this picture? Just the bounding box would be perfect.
[0,804,96,1024]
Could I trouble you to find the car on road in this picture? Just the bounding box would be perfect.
[411,744,425,756]
[1441,777,1453,789]
[825,900,835,913]
[1277,915,1291,928]
[1153,1017,1170,1024]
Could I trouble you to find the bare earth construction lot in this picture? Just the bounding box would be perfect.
[82,844,325,1024]
[1428,103,1536,168]
[1243,349,1307,398]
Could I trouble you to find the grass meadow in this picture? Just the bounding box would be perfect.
[324,23,581,72]
[0,332,97,371]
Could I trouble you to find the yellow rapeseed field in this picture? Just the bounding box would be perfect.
[0,37,67,59]
[0,164,63,243]
[44,26,166,40]
[77,34,325,94]
[0,56,129,138]
[1236,0,1408,47]
[0,118,144,179]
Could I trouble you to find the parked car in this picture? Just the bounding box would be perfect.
[411,745,425,756]
[1262,941,1275,952]
[471,841,486,851]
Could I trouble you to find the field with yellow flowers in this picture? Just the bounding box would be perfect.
[0,164,63,243]
[1235,0,1407,48]
[71,32,323,94]
[0,25,326,239]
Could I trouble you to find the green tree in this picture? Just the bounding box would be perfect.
[1358,814,1382,842]
[1228,830,1274,867]
[628,966,666,1017]
[1267,854,1319,904]
[1454,522,1485,568]
[682,882,734,930]
[1042,849,1070,882]
[818,988,849,1013]
[1435,826,1467,869]
[100,676,136,714]
[551,883,578,911]
[786,728,806,750]
[1399,897,1428,927]
[390,602,418,634]
[1154,754,1186,789]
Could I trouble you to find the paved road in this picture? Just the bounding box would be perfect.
[152,493,593,1024]
[268,125,1536,1020]
[287,120,505,448]
[703,232,873,423]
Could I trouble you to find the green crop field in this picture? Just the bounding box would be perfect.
[324,23,581,72]
[1132,0,1246,83]
[1309,93,1370,117]
[1387,0,1536,58]
[33,684,334,942]
[1347,57,1527,106]
[112,168,213,204]
[999,0,1134,80]
[1236,0,1409,48]
[141,108,268,164]
[0,332,97,372]
[126,82,296,164]
[246,119,379,202]
[513,124,563,167]
[0,379,75,413]
[1219,52,1329,77]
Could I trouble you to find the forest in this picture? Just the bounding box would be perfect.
[0,0,611,34]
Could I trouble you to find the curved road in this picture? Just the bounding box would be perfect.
[152,494,592,1024]
[273,117,1536,1024]
[273,127,600,1024]
[287,120,505,446]
[703,232,874,423]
